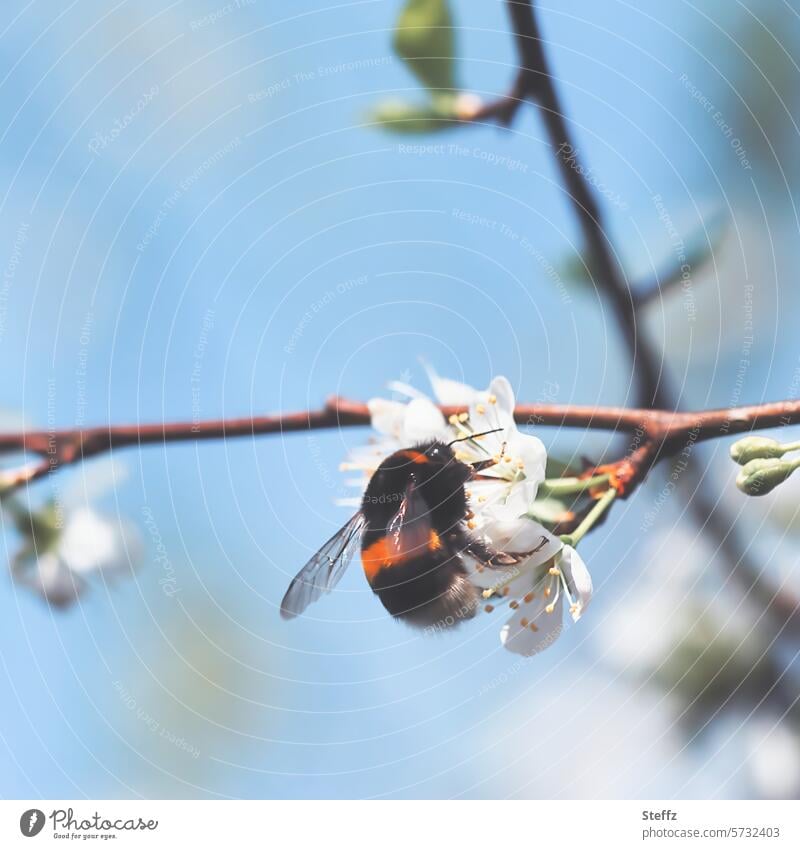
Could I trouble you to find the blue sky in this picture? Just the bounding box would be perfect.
[0,0,797,799]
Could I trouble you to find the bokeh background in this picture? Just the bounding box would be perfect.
[1,0,799,799]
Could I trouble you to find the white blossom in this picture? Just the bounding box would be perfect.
[11,460,141,607]
[343,368,593,655]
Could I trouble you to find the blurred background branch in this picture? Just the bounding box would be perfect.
[506,0,800,681]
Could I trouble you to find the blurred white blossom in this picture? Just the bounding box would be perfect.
[8,459,141,607]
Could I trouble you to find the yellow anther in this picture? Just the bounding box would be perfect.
[476,403,486,414]
[545,603,555,614]
[448,414,459,425]
[467,519,477,530]
[488,394,497,404]
[548,567,561,576]
[478,494,487,503]
[517,460,525,470]
[458,412,469,422]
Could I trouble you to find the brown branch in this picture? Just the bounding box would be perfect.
[508,0,800,643]
[2,396,800,494]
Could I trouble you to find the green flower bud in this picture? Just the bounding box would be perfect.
[736,457,797,496]
[729,436,785,465]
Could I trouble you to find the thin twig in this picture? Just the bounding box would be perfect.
[2,396,800,494]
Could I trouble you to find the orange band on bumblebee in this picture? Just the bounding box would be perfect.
[398,450,429,465]
[362,530,443,582]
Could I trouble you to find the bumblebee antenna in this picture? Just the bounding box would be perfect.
[447,427,503,447]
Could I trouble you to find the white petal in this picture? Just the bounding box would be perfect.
[423,363,478,406]
[560,545,593,621]
[480,515,562,561]
[402,398,447,443]
[367,399,406,439]
[500,591,564,656]
[488,375,516,417]
[59,508,140,577]
[507,429,547,488]
[500,478,540,518]
[15,551,85,607]
[386,380,427,400]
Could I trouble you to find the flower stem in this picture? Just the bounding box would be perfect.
[539,472,610,496]
[560,486,617,547]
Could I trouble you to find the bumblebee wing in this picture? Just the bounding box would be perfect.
[280,512,366,619]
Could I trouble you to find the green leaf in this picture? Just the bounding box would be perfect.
[393,0,457,93]
[367,96,460,134]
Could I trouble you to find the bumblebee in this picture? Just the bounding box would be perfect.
[281,433,535,629]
